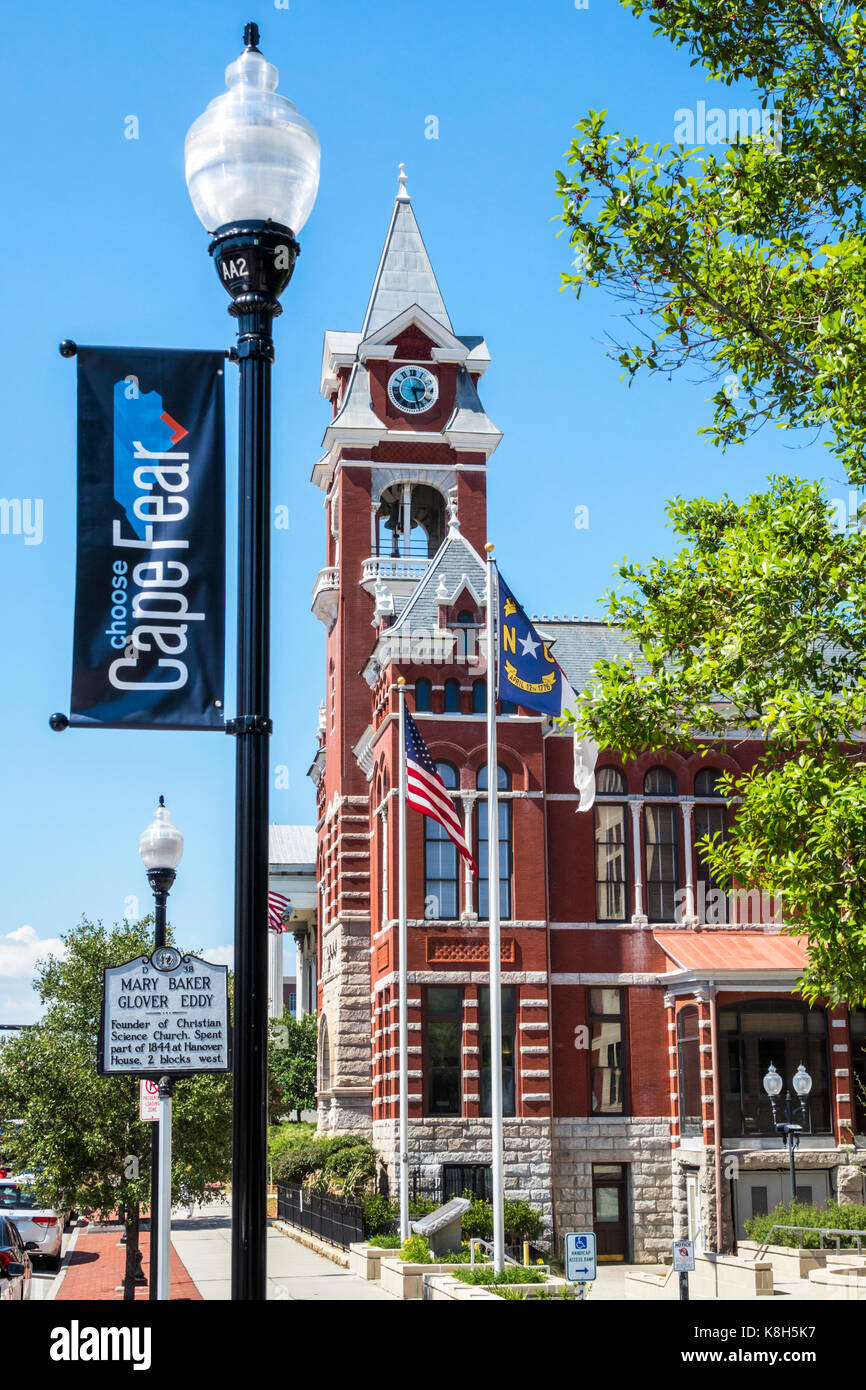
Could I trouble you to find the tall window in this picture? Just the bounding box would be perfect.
[455,611,476,663]
[472,680,486,713]
[415,678,432,712]
[425,762,459,919]
[677,1006,701,1136]
[595,767,628,922]
[590,988,626,1114]
[694,768,729,924]
[480,986,517,1116]
[444,679,461,712]
[477,763,513,919]
[718,999,830,1137]
[424,986,462,1116]
[643,770,680,921]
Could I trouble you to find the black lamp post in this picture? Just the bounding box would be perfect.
[138,797,184,1300]
[184,22,320,1301]
[763,1061,813,1201]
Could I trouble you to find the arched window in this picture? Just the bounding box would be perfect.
[375,483,447,559]
[454,611,476,663]
[472,680,486,713]
[644,766,677,796]
[425,762,459,919]
[415,678,432,712]
[444,679,461,713]
[695,767,725,797]
[595,782,628,923]
[319,1016,332,1092]
[477,763,512,919]
[718,999,829,1137]
[677,1007,701,1137]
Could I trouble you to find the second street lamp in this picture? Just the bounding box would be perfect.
[763,1061,813,1201]
[138,796,184,1300]
[184,21,320,1301]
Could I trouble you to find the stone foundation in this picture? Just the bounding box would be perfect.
[373,1116,554,1242]
[553,1117,674,1263]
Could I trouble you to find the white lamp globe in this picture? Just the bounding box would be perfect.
[184,30,320,236]
[792,1063,812,1098]
[762,1062,783,1098]
[139,798,184,872]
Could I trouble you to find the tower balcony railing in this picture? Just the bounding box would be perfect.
[312,565,340,627]
[361,555,432,588]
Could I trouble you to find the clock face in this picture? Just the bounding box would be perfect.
[388,365,439,415]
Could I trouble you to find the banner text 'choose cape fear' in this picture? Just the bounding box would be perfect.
[71,347,225,729]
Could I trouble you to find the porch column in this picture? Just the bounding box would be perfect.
[630,801,646,922]
[680,799,698,925]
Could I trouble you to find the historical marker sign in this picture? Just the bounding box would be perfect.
[99,947,230,1076]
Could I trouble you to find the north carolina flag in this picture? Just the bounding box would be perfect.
[497,575,577,717]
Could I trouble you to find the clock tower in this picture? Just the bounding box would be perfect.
[310,166,502,1138]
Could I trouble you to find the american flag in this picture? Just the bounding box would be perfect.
[268,891,291,932]
[405,708,478,874]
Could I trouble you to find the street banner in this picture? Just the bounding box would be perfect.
[70,346,225,729]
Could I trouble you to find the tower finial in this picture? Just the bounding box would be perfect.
[244,21,261,50]
[397,162,410,201]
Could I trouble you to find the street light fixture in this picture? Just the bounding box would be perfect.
[139,796,183,1299]
[763,1061,813,1201]
[184,21,320,1302]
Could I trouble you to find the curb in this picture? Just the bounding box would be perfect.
[46,1222,82,1302]
[271,1220,350,1268]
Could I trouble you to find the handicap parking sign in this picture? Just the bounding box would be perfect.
[564,1231,597,1282]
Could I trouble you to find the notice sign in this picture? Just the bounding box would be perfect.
[100,947,230,1076]
[139,1079,159,1121]
[672,1239,695,1272]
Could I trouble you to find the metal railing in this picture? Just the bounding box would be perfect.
[275,1181,364,1250]
[748,1224,866,1260]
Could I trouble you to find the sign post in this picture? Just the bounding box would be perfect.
[564,1231,596,1301]
[672,1238,695,1301]
[101,947,230,1299]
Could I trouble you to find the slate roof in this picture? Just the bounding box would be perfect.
[532,619,634,696]
[361,189,453,338]
[388,527,488,633]
[445,366,501,442]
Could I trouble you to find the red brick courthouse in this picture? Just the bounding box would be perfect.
[307,171,866,1259]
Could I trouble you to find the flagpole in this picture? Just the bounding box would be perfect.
[484,543,505,1274]
[396,676,410,1245]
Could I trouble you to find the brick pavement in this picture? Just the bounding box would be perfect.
[56,1228,201,1301]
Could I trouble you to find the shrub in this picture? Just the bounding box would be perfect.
[745,1199,866,1250]
[408,1196,439,1218]
[400,1234,432,1263]
[461,1196,493,1241]
[453,1265,547,1286]
[272,1144,324,1184]
[363,1192,398,1236]
[268,1122,317,1168]
[367,1233,401,1249]
[327,1144,376,1180]
[504,1199,544,1244]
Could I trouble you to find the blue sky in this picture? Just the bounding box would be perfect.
[0,0,842,1018]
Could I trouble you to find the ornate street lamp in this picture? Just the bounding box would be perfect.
[139,796,184,1299]
[763,1061,813,1201]
[184,21,320,1301]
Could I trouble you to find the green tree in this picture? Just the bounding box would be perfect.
[0,918,232,1299]
[268,1011,317,1122]
[554,2,866,1004]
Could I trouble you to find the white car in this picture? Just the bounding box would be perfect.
[0,1179,62,1271]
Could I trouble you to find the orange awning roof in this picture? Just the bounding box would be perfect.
[654,930,807,976]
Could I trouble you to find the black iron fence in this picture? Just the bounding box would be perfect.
[275,1181,364,1249]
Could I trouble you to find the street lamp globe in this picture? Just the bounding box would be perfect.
[139,796,184,873]
[184,23,320,237]
[762,1062,784,1098]
[792,1063,813,1098]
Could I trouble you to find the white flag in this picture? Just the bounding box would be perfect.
[573,731,599,812]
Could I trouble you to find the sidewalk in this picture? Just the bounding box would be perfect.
[55,1227,201,1301]
[171,1200,394,1300]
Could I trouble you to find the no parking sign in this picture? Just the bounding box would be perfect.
[139,1079,160,1121]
